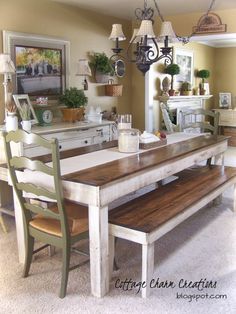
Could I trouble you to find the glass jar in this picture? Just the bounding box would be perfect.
[117,114,132,129]
[118,128,139,153]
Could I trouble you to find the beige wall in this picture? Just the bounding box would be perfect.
[1,1,236,130]
[214,47,236,108]
[131,8,236,130]
[0,0,132,123]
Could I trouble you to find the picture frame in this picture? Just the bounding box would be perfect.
[174,48,194,87]
[203,83,210,95]
[13,94,38,124]
[3,30,70,99]
[219,92,231,108]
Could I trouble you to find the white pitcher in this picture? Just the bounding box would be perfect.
[6,115,18,132]
[21,120,31,132]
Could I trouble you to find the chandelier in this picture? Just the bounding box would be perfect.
[109,0,216,75]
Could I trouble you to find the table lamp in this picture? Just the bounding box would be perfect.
[0,53,16,120]
[76,59,91,90]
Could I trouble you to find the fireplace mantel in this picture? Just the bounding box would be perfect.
[157,95,213,127]
[157,95,213,110]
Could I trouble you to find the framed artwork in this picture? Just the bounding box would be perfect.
[13,94,38,124]
[3,30,70,99]
[174,48,194,86]
[219,92,231,108]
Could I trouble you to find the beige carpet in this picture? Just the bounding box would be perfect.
[0,150,236,314]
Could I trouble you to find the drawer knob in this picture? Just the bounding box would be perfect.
[84,140,88,144]
[59,145,62,149]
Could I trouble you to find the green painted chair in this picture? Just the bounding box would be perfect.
[3,129,89,298]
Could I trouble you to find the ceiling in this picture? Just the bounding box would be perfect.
[51,0,236,47]
[52,0,236,20]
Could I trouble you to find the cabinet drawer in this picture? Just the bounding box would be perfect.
[24,137,93,157]
[93,135,110,144]
[58,137,92,151]
[218,110,236,126]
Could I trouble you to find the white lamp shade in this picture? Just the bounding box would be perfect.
[159,21,176,38]
[130,28,142,44]
[136,20,156,38]
[76,59,91,76]
[109,24,126,41]
[0,53,16,74]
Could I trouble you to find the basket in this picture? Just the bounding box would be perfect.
[105,79,123,97]
[139,138,167,150]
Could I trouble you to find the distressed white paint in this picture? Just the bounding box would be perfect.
[109,172,236,298]
[89,205,109,297]
[142,243,154,298]
[7,137,229,297]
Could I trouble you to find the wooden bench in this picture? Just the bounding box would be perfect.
[109,165,236,298]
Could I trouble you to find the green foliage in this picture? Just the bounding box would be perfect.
[59,87,88,108]
[18,102,31,121]
[165,63,180,76]
[181,81,192,91]
[165,63,180,90]
[89,52,114,75]
[196,69,210,83]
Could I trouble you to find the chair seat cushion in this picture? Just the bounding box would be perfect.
[29,201,88,237]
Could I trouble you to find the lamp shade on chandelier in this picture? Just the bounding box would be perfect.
[109,0,217,75]
[109,0,175,74]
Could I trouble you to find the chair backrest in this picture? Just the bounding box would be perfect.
[3,129,69,237]
[178,108,219,135]
[160,103,178,132]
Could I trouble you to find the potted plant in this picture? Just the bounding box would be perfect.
[89,52,114,83]
[59,87,88,122]
[196,69,210,95]
[18,102,32,132]
[165,63,180,96]
[181,81,192,96]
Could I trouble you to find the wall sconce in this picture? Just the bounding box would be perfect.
[0,53,16,120]
[76,59,92,90]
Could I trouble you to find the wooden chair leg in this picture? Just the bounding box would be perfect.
[23,235,34,277]
[142,243,154,298]
[60,247,70,298]
[0,213,7,233]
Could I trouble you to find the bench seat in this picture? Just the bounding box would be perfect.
[109,165,236,298]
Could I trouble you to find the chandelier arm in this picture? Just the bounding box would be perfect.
[152,0,164,22]
[126,41,138,63]
[153,0,216,44]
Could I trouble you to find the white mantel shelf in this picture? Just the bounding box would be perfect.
[157,95,213,102]
[157,95,213,127]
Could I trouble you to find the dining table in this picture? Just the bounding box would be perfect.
[6,132,228,298]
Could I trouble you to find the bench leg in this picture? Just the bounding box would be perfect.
[109,234,115,281]
[142,243,154,298]
[0,213,7,233]
[234,184,236,212]
[212,153,224,204]
[48,245,56,257]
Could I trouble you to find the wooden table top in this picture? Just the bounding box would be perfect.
[62,135,228,187]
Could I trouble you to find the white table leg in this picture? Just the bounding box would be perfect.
[13,190,26,263]
[109,234,115,280]
[89,205,109,297]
